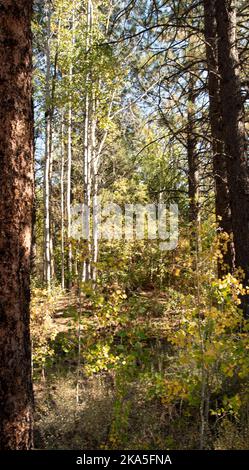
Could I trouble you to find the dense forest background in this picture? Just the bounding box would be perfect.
[1,0,249,451]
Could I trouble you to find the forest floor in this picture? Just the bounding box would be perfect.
[33,286,249,450]
[33,287,192,450]
[53,289,179,337]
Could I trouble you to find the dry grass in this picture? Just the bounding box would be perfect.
[34,374,115,449]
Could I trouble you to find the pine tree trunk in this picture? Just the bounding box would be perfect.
[0,0,34,449]
[215,1,249,289]
[204,0,235,276]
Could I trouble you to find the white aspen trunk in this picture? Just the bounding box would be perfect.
[92,97,98,284]
[67,98,73,287]
[67,2,75,288]
[44,1,51,288]
[91,88,116,283]
[44,2,61,287]
[48,101,54,281]
[60,112,65,290]
[82,0,93,282]
[50,15,61,282]
[83,86,91,282]
[49,118,55,280]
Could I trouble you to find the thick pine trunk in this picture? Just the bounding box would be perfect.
[204,0,235,276]
[215,1,249,288]
[0,0,34,449]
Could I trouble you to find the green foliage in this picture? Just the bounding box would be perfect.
[31,0,249,451]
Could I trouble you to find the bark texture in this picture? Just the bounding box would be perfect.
[0,0,34,449]
[204,0,235,276]
[215,0,249,287]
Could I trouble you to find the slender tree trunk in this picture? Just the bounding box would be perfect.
[83,85,91,282]
[43,1,52,288]
[44,4,60,286]
[44,123,51,287]
[67,3,75,289]
[31,197,37,278]
[215,1,249,291]
[67,98,73,287]
[60,112,65,290]
[92,98,98,283]
[204,0,235,276]
[48,98,54,281]
[83,0,93,283]
[91,88,115,282]
[49,23,60,282]
[187,75,200,256]
[0,0,34,449]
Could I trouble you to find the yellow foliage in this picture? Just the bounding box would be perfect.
[31,286,62,368]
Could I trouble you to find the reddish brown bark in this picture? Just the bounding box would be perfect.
[0,0,34,449]
[204,0,235,276]
[215,1,249,291]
